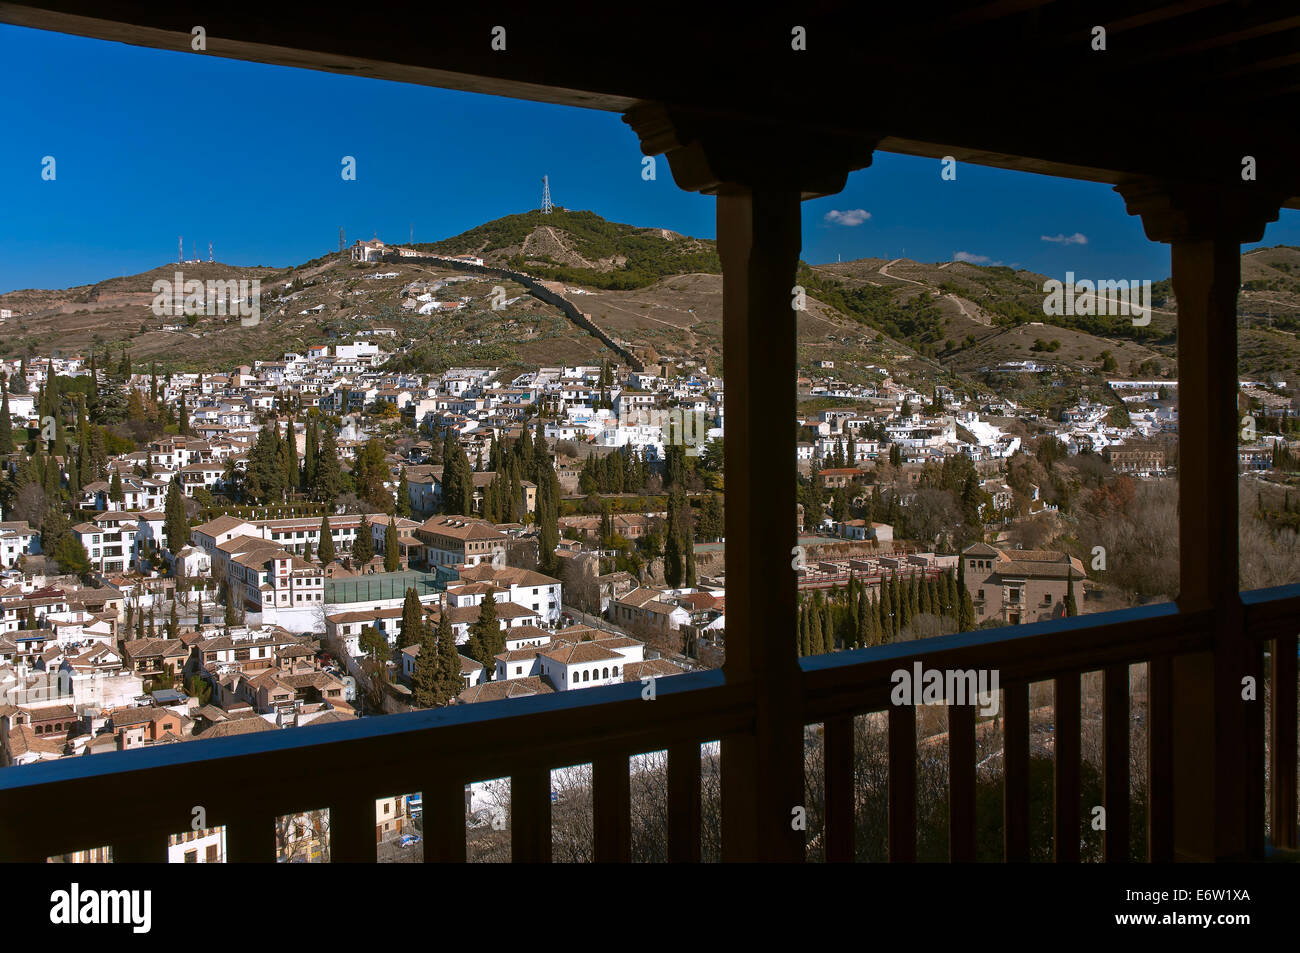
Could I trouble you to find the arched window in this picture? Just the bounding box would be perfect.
[602,667,609,678]
[582,670,589,682]
[612,665,619,676]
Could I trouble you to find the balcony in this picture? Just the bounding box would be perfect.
[1,1,1298,863]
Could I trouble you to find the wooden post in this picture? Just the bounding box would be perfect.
[1116,180,1284,861]
[622,103,875,862]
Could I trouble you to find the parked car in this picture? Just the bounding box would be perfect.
[397,833,422,849]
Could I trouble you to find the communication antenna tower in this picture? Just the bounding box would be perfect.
[208,241,213,263]
[542,175,553,214]
[178,236,183,264]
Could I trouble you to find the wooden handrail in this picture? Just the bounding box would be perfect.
[1,591,1294,863]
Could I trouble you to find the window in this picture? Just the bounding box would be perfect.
[602,667,609,678]
[977,589,984,600]
[612,666,618,676]
[184,849,197,863]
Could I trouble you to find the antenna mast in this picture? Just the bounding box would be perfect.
[178,236,183,265]
[208,241,213,263]
[542,175,553,214]
[339,227,345,253]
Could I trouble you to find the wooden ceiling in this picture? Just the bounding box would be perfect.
[2,0,1297,207]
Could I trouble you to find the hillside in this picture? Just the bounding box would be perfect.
[3,211,1297,387]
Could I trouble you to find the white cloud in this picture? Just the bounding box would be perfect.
[823,209,871,226]
[953,251,1001,265]
[1040,232,1088,245]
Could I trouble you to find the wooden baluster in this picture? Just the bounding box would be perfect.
[1003,680,1029,862]
[948,703,976,863]
[1147,657,1174,861]
[888,704,916,862]
[424,779,467,863]
[593,753,631,862]
[1103,663,1131,862]
[110,832,168,863]
[225,811,277,863]
[824,715,854,863]
[1054,672,1081,862]
[1272,635,1298,850]
[330,794,376,863]
[667,742,702,863]
[510,766,551,863]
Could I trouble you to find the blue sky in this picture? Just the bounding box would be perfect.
[3,23,1297,294]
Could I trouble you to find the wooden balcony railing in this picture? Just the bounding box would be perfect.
[3,590,1295,863]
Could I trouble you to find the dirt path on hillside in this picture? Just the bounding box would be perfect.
[879,259,926,285]
[947,293,991,326]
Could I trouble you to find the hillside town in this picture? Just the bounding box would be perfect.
[1,316,1296,812]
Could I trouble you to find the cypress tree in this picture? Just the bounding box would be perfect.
[317,515,335,564]
[919,574,932,615]
[167,597,179,640]
[434,609,463,704]
[302,538,313,563]
[302,415,318,492]
[809,600,825,655]
[1065,565,1077,617]
[398,587,424,651]
[896,574,911,635]
[285,417,299,490]
[314,425,342,501]
[959,587,975,632]
[395,467,412,518]
[0,386,11,455]
[663,529,683,588]
[411,610,440,708]
[823,603,835,653]
[109,470,124,504]
[471,590,501,669]
[879,576,893,641]
[351,522,374,565]
[384,520,401,573]
[164,476,189,557]
[855,587,868,648]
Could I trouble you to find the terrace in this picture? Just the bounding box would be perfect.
[0,0,1298,862]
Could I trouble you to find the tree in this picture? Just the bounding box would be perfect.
[398,587,424,652]
[164,476,189,557]
[187,674,212,706]
[434,610,464,703]
[359,625,389,661]
[395,467,412,518]
[663,529,683,588]
[1065,565,1078,617]
[317,515,336,564]
[470,590,501,670]
[52,534,90,575]
[411,615,441,708]
[352,523,374,565]
[314,424,343,501]
[0,385,12,455]
[384,520,401,572]
[167,597,179,640]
